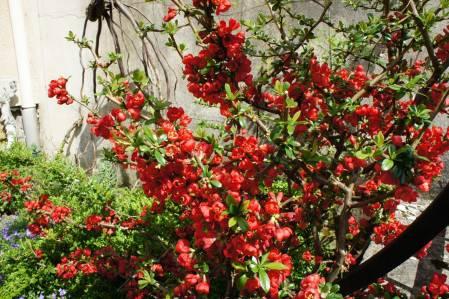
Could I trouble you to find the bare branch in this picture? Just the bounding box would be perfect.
[409,0,440,71]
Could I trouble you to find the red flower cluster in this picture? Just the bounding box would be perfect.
[436,25,449,62]
[24,194,71,235]
[192,0,231,15]
[420,273,449,299]
[174,274,210,297]
[85,206,144,233]
[48,77,74,105]
[414,126,449,192]
[183,18,253,116]
[0,170,32,203]
[351,278,405,298]
[429,83,449,110]
[100,103,292,297]
[125,91,145,120]
[56,247,142,280]
[294,274,325,299]
[394,185,418,203]
[87,114,115,139]
[372,216,406,246]
[56,248,96,279]
[56,247,149,298]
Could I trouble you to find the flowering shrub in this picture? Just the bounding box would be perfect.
[0,144,178,298]
[0,170,32,214]
[418,273,449,299]
[4,0,449,297]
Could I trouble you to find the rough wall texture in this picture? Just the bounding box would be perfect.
[1,0,357,163]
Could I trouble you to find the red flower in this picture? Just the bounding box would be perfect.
[244,277,260,293]
[111,108,127,122]
[394,185,417,203]
[34,249,44,259]
[302,250,314,262]
[48,77,73,105]
[428,273,449,297]
[85,215,103,231]
[56,258,78,279]
[78,262,97,275]
[51,206,71,223]
[166,107,184,122]
[264,200,280,215]
[163,6,177,22]
[348,216,360,236]
[185,273,200,286]
[195,281,210,295]
[175,239,191,253]
[177,253,195,270]
[211,0,231,15]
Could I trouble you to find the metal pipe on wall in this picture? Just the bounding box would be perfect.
[8,0,40,148]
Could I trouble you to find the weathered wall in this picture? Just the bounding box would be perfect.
[1,0,361,164]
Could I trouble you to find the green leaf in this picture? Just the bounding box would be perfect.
[228,217,237,228]
[270,125,284,141]
[232,262,246,271]
[210,180,222,188]
[285,97,298,108]
[287,124,296,136]
[381,159,394,171]
[331,284,340,293]
[260,253,269,264]
[224,83,236,100]
[375,131,384,147]
[65,31,76,41]
[285,146,296,159]
[258,270,270,293]
[321,282,331,294]
[249,262,258,273]
[132,69,149,86]
[138,279,149,289]
[237,274,249,289]
[238,116,247,128]
[139,145,152,154]
[237,217,249,232]
[291,111,301,122]
[154,150,166,166]
[264,262,287,270]
[354,147,372,159]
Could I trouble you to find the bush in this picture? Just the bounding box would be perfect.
[0,144,178,298]
[6,0,449,298]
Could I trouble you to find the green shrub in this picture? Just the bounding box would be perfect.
[0,143,177,298]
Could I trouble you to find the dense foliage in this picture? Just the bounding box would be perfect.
[0,144,177,298]
[4,0,449,298]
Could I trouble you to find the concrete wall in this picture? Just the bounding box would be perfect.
[0,0,343,165]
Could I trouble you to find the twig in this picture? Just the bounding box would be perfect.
[328,183,354,282]
[409,0,440,71]
[293,0,332,53]
[58,117,84,155]
[350,193,391,209]
[265,0,287,40]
